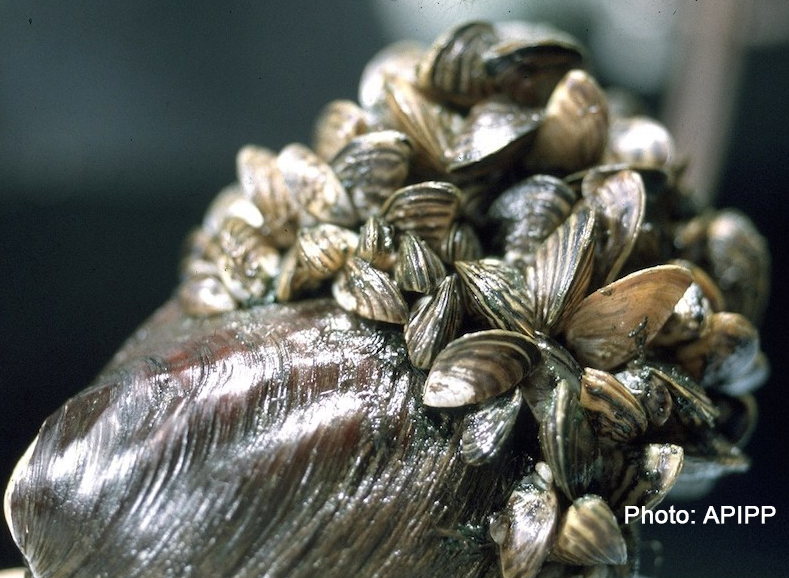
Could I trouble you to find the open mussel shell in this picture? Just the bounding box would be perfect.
[644,363,719,429]
[551,495,627,566]
[564,265,693,370]
[5,299,525,578]
[523,335,584,423]
[483,21,585,107]
[581,169,645,289]
[447,95,543,175]
[422,329,540,408]
[490,463,560,578]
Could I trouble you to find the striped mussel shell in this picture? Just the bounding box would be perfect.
[603,116,676,169]
[394,232,446,294]
[539,379,600,500]
[277,143,358,227]
[332,257,408,324]
[437,221,483,264]
[178,274,236,317]
[446,95,543,175]
[379,181,461,249]
[358,39,424,129]
[236,145,299,247]
[404,274,463,369]
[527,204,596,333]
[422,329,540,408]
[601,443,684,520]
[488,174,578,266]
[202,184,264,236]
[295,224,359,280]
[312,99,368,161]
[551,495,627,566]
[490,462,560,578]
[415,21,498,107]
[652,281,713,347]
[525,69,609,173]
[212,216,280,303]
[523,334,584,422]
[675,311,765,394]
[356,215,397,271]
[580,368,648,444]
[581,169,646,289]
[483,20,585,107]
[460,387,523,465]
[275,245,320,303]
[564,265,693,370]
[614,366,674,428]
[643,363,719,429]
[455,258,534,335]
[330,130,412,220]
[383,76,454,173]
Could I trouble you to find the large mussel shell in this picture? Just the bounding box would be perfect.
[5,299,525,578]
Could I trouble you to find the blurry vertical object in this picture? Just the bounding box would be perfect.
[665,0,789,204]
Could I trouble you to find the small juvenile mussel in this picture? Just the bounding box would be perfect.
[7,19,770,578]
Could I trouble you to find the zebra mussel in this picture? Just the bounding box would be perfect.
[10,18,770,578]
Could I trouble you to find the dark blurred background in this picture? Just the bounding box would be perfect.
[1,1,787,576]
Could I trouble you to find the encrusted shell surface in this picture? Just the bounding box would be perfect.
[5,299,524,578]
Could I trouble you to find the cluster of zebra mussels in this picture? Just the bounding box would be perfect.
[177,21,770,578]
